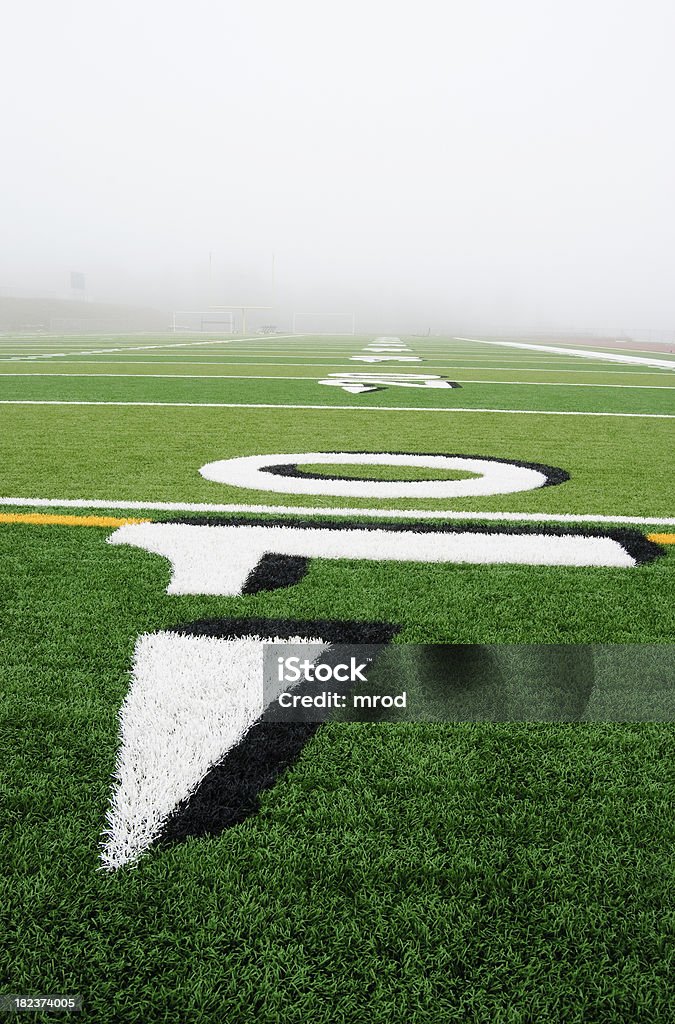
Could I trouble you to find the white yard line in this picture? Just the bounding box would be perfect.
[4,358,669,375]
[0,399,672,418]
[446,379,675,389]
[0,335,296,362]
[456,337,675,371]
[0,494,672,526]
[0,372,672,390]
[2,349,655,368]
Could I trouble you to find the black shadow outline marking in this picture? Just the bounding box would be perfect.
[243,553,309,595]
[261,451,569,486]
[159,617,401,845]
[172,518,664,596]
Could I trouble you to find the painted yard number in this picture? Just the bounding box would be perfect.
[109,452,647,594]
[101,452,661,869]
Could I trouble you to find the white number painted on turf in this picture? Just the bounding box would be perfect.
[198,452,550,499]
[101,631,327,870]
[108,521,638,597]
[317,373,455,394]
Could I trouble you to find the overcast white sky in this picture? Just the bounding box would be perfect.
[2,0,675,330]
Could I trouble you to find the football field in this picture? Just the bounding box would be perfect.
[1,332,674,1022]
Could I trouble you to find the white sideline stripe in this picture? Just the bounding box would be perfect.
[0,334,296,362]
[0,495,673,526]
[440,379,675,390]
[456,337,675,371]
[0,372,672,390]
[0,399,671,418]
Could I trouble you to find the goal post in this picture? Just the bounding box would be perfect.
[171,311,235,334]
[292,312,356,336]
[209,305,274,336]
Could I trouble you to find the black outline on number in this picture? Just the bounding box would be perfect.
[259,452,570,487]
[158,617,400,846]
[169,516,664,596]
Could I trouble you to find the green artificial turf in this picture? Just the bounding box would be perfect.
[1,525,674,1022]
[1,364,670,388]
[0,402,672,516]
[1,371,674,414]
[1,334,673,1022]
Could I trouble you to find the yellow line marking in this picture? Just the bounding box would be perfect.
[0,516,671,541]
[0,512,151,528]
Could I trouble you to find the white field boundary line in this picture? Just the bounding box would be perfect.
[577,344,675,356]
[0,372,672,390]
[0,400,672,419]
[0,335,297,362]
[456,337,675,372]
[10,359,671,375]
[0,495,673,526]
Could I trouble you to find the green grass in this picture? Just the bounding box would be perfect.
[0,403,672,515]
[2,363,671,386]
[1,524,674,1022]
[1,334,673,1022]
[2,373,675,414]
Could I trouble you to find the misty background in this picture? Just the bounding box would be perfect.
[2,0,675,335]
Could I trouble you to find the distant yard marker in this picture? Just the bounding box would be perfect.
[350,355,422,363]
